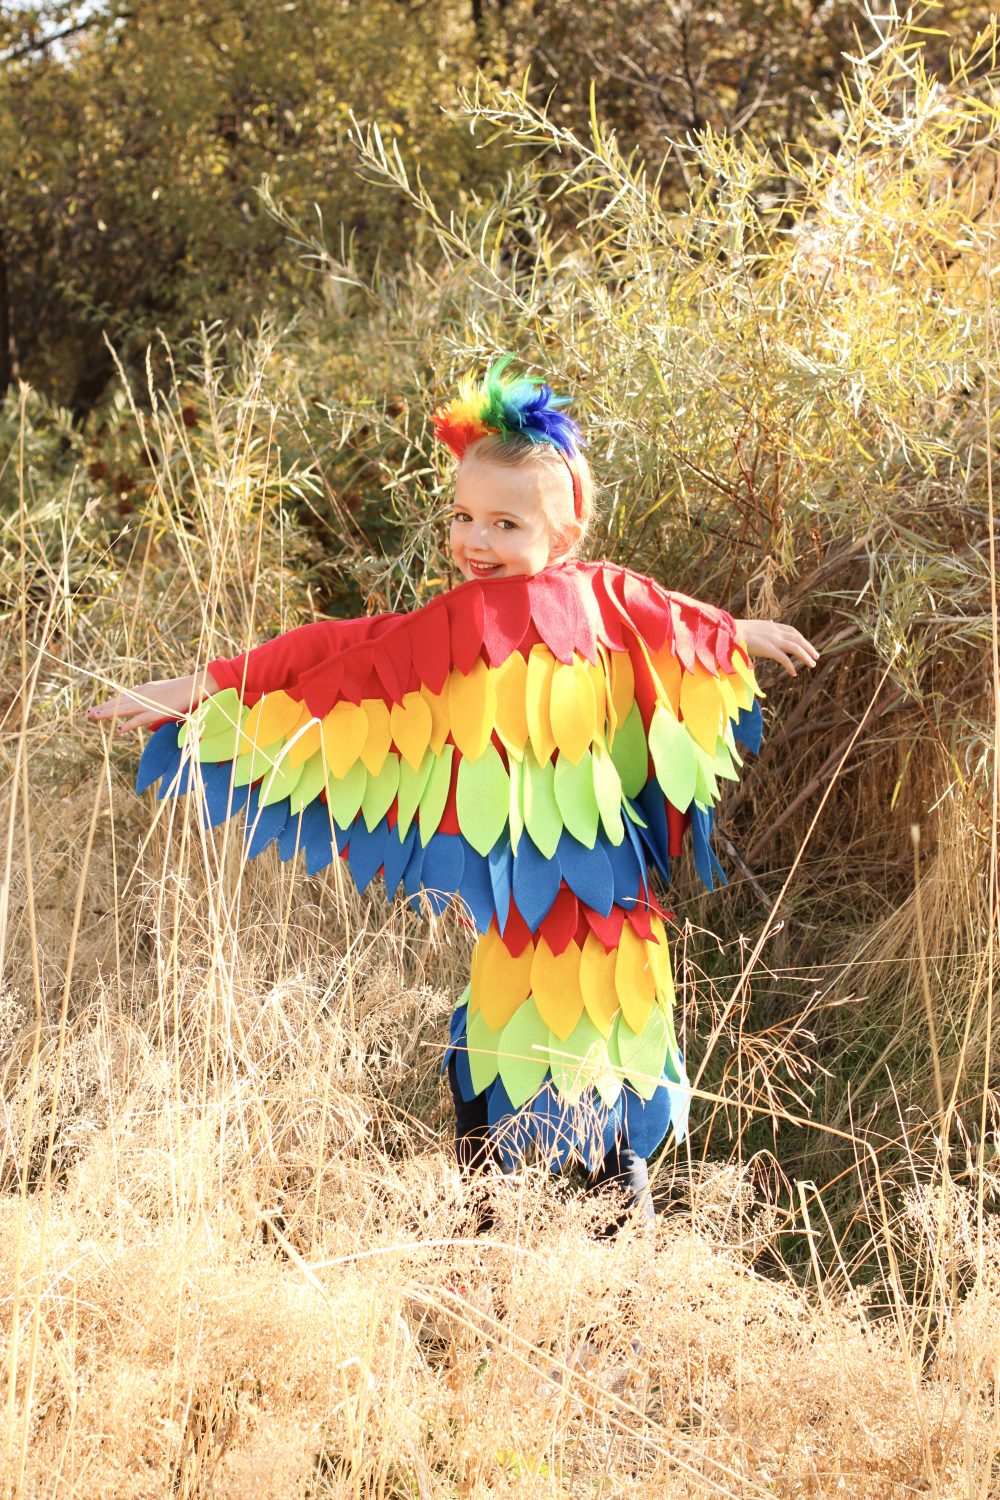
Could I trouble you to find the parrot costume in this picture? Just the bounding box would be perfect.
[134,361,765,1172]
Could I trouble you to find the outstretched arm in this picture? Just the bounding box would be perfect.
[733,619,819,677]
[88,668,221,733]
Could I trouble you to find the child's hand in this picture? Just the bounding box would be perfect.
[87,670,220,733]
[733,619,819,677]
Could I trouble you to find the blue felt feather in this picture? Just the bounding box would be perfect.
[136,721,182,793]
[345,817,389,894]
[456,847,497,933]
[487,837,513,935]
[688,803,717,891]
[421,834,466,916]
[200,762,251,828]
[734,697,764,754]
[383,824,418,898]
[619,1082,673,1159]
[246,795,290,858]
[511,835,561,930]
[302,802,335,875]
[556,832,614,915]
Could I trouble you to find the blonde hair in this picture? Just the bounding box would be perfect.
[461,434,596,551]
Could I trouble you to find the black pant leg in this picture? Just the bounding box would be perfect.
[586,1140,654,1237]
[446,1056,509,1232]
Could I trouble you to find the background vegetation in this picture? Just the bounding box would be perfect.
[1,2,998,1494]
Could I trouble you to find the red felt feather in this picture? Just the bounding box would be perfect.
[526,572,579,664]
[408,601,452,694]
[539,886,579,956]
[584,903,625,948]
[668,599,698,673]
[448,586,485,674]
[667,803,689,858]
[300,656,345,718]
[590,568,627,651]
[481,576,532,665]
[621,572,670,652]
[497,902,534,958]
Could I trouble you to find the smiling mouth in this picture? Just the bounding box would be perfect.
[468,559,503,575]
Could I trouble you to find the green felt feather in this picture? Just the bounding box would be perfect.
[199,687,245,738]
[258,751,304,809]
[233,742,281,789]
[553,751,600,849]
[521,750,562,860]
[508,755,524,855]
[713,735,740,782]
[180,688,245,754]
[289,753,327,814]
[418,743,454,845]
[615,1007,669,1101]
[622,799,648,828]
[648,705,698,811]
[361,754,400,831]
[549,1013,617,1106]
[692,744,720,806]
[591,742,625,846]
[467,1007,501,1094]
[325,759,367,827]
[609,702,649,797]
[397,749,435,838]
[196,728,246,764]
[498,1000,550,1108]
[457,742,511,857]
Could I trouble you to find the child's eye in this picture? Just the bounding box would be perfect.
[498,520,518,531]
[452,512,471,524]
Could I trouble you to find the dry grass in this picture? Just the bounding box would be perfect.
[0,375,997,1499]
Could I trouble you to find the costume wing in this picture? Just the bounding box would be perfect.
[137,561,764,1165]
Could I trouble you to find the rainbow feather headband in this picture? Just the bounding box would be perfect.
[433,356,584,519]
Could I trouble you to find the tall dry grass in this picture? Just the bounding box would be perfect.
[2,15,999,1496]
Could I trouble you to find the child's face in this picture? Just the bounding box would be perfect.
[450,452,576,582]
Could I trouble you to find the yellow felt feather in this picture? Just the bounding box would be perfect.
[390,692,433,772]
[494,652,530,757]
[475,932,534,1031]
[320,701,368,778]
[578,932,620,1038]
[607,649,635,730]
[647,919,676,1006]
[525,645,557,765]
[422,686,451,755]
[530,937,583,1040]
[448,658,497,762]
[584,659,607,735]
[717,670,741,722]
[614,924,656,1034]
[240,691,308,754]
[549,657,597,764]
[287,719,322,768]
[359,699,392,775]
[679,662,725,755]
[652,643,683,716]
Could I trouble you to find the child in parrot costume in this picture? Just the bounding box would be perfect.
[91,357,818,1230]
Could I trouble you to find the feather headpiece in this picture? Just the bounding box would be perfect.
[433,355,584,517]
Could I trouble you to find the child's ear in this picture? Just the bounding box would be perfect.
[550,518,583,559]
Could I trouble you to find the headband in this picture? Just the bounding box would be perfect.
[432,355,584,521]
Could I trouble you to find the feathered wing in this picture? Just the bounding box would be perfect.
[137,561,764,1166]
